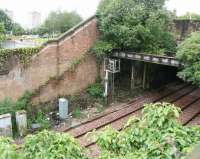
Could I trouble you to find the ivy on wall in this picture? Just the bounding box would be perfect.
[0,47,41,70]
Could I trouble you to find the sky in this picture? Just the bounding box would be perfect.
[0,0,200,28]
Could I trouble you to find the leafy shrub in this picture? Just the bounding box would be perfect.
[91,40,113,58]
[93,103,200,159]
[0,91,32,116]
[0,137,21,159]
[87,83,104,98]
[28,111,51,130]
[0,98,16,115]
[23,130,88,159]
[176,31,200,85]
[93,0,176,57]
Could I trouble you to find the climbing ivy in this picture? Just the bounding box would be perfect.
[0,47,41,69]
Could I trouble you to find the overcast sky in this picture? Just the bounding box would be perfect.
[0,0,200,28]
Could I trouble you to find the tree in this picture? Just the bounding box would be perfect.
[38,10,82,36]
[176,31,200,85]
[0,9,25,36]
[12,23,25,35]
[0,23,5,45]
[0,10,13,32]
[93,0,176,57]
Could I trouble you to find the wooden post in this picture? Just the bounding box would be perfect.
[143,62,147,89]
[131,62,135,90]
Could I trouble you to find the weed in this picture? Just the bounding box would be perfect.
[87,83,104,98]
[28,111,51,130]
[72,107,86,119]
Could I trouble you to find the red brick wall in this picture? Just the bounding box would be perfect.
[0,17,99,103]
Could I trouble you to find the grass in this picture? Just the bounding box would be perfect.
[72,107,86,119]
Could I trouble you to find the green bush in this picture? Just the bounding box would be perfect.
[0,137,21,159]
[91,40,114,58]
[0,91,32,116]
[176,31,200,85]
[87,83,104,98]
[23,130,88,159]
[93,0,176,57]
[0,98,15,115]
[28,111,51,130]
[93,103,200,159]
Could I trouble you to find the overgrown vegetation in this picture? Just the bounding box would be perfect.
[92,103,200,159]
[92,0,177,58]
[0,103,200,158]
[87,83,104,98]
[27,111,52,130]
[0,47,41,69]
[72,107,86,119]
[23,130,88,159]
[70,82,104,118]
[0,130,88,159]
[0,91,32,136]
[0,91,51,135]
[0,137,21,159]
[176,31,200,85]
[0,91,32,116]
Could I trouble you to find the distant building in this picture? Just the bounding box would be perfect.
[29,11,41,29]
[5,10,14,20]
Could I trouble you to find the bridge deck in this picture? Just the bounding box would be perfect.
[112,51,182,67]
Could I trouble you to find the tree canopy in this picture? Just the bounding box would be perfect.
[36,10,82,36]
[0,9,25,36]
[0,10,13,32]
[92,0,176,57]
[176,31,200,85]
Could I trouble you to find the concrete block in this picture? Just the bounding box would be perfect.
[0,113,12,137]
[59,98,69,120]
[16,110,27,137]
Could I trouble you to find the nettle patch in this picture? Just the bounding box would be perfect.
[0,47,41,70]
[91,103,200,159]
[0,103,200,158]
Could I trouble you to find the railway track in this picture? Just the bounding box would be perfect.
[63,82,200,158]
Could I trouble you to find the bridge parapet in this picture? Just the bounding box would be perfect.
[112,52,182,67]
